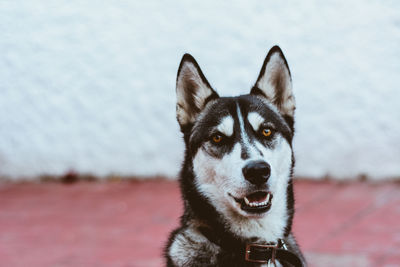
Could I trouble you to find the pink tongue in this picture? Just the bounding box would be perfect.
[246,191,268,203]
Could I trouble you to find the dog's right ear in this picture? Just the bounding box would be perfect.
[251,46,295,122]
[176,54,219,131]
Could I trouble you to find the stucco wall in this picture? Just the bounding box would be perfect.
[1,1,399,180]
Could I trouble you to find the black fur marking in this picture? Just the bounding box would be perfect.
[189,98,238,158]
[236,98,284,160]
[237,95,293,145]
[250,86,269,100]
[284,152,296,237]
[283,114,295,133]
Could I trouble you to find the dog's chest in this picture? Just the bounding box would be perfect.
[169,225,290,267]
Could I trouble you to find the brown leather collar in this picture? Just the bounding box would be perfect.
[199,226,303,266]
[245,240,303,266]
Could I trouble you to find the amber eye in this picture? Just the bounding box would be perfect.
[212,134,223,143]
[262,128,272,137]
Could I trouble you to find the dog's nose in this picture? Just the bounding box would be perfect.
[242,160,271,186]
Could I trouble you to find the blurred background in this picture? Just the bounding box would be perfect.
[0,1,399,266]
[1,0,399,181]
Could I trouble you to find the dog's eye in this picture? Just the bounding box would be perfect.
[211,134,223,144]
[261,128,272,137]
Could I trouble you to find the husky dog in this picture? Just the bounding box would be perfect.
[165,46,306,267]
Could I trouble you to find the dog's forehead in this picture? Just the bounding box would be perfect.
[200,95,281,127]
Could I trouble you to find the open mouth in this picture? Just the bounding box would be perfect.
[233,191,273,214]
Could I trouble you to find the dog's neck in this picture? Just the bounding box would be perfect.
[189,205,289,249]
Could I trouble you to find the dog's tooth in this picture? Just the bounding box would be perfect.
[244,195,272,208]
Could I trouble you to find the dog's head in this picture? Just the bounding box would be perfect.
[176,46,295,220]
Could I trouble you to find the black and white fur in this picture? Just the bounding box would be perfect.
[165,46,306,267]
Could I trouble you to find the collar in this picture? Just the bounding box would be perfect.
[199,226,303,266]
[245,240,303,266]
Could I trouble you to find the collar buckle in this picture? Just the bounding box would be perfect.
[245,243,279,264]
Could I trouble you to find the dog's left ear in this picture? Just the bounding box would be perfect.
[176,54,219,131]
[251,46,295,124]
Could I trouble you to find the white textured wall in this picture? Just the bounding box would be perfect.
[0,1,399,180]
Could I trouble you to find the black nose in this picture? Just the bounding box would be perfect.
[242,160,271,186]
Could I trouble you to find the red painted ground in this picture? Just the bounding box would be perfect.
[0,179,399,267]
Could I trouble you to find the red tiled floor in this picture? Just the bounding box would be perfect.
[0,179,399,267]
[293,182,394,251]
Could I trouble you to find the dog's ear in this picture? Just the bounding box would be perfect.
[176,54,219,131]
[251,46,295,123]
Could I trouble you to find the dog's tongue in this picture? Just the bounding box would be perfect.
[246,191,268,203]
